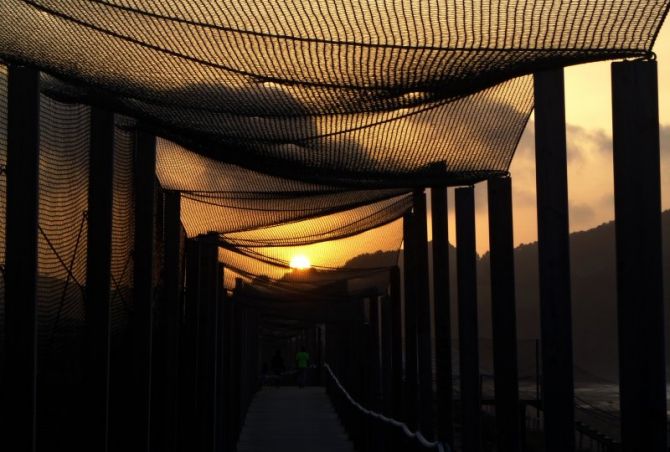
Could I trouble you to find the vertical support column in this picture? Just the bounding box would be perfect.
[161,191,181,452]
[180,239,201,449]
[132,129,156,451]
[455,186,480,452]
[216,263,226,450]
[197,232,220,452]
[413,189,435,438]
[3,65,40,452]
[389,266,403,419]
[380,295,393,416]
[611,60,666,452]
[487,175,520,451]
[84,107,115,451]
[402,211,418,430]
[368,294,382,411]
[534,68,575,452]
[430,186,453,443]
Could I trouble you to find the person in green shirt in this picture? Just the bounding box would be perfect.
[295,347,310,388]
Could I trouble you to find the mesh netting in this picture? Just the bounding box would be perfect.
[220,217,403,294]
[3,1,666,186]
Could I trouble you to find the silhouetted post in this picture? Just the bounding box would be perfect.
[3,65,40,452]
[611,59,667,452]
[455,186,480,452]
[380,295,393,416]
[413,189,435,438]
[216,262,226,449]
[431,186,454,444]
[368,294,382,412]
[161,190,181,452]
[197,232,220,452]
[180,239,201,448]
[84,107,115,451]
[389,266,403,419]
[402,211,418,430]
[534,68,575,452]
[487,175,520,451]
[132,129,156,451]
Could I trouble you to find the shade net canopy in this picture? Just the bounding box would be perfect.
[2,0,667,186]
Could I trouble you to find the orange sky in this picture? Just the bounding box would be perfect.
[437,21,670,255]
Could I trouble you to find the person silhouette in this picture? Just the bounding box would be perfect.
[295,347,310,388]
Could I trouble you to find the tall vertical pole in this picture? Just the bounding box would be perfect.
[84,107,115,452]
[133,129,156,451]
[534,68,575,452]
[161,190,181,452]
[413,189,435,438]
[3,65,40,452]
[216,263,226,450]
[402,211,418,430]
[611,59,666,452]
[380,295,393,417]
[487,175,520,451]
[197,232,220,452]
[431,186,453,444]
[180,239,201,448]
[389,266,403,420]
[455,186,480,452]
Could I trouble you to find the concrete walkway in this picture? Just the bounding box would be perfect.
[236,386,354,452]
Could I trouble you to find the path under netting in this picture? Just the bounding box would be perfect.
[236,387,354,452]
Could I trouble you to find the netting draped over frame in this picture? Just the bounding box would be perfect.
[2,1,667,186]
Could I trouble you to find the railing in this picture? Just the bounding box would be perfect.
[324,363,451,452]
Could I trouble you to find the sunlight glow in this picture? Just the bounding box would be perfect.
[289,255,311,270]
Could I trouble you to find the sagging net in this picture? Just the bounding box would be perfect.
[2,1,667,186]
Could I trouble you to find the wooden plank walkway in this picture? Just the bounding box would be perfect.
[236,386,355,452]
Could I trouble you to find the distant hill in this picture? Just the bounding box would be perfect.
[342,210,670,382]
[477,209,670,381]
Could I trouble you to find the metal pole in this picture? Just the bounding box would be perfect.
[84,107,115,452]
[132,129,156,451]
[487,175,521,451]
[455,186,480,452]
[611,59,667,452]
[534,68,575,452]
[430,186,454,444]
[3,64,40,452]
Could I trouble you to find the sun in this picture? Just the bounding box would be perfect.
[289,254,311,270]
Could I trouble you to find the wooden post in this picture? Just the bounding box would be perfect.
[431,186,454,443]
[487,175,520,451]
[216,263,226,450]
[455,186,480,452]
[402,211,418,430]
[611,59,667,452]
[389,266,403,420]
[132,129,156,451]
[161,190,181,452]
[413,189,435,438]
[534,68,575,452]
[3,65,40,452]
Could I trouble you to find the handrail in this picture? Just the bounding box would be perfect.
[324,363,451,452]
